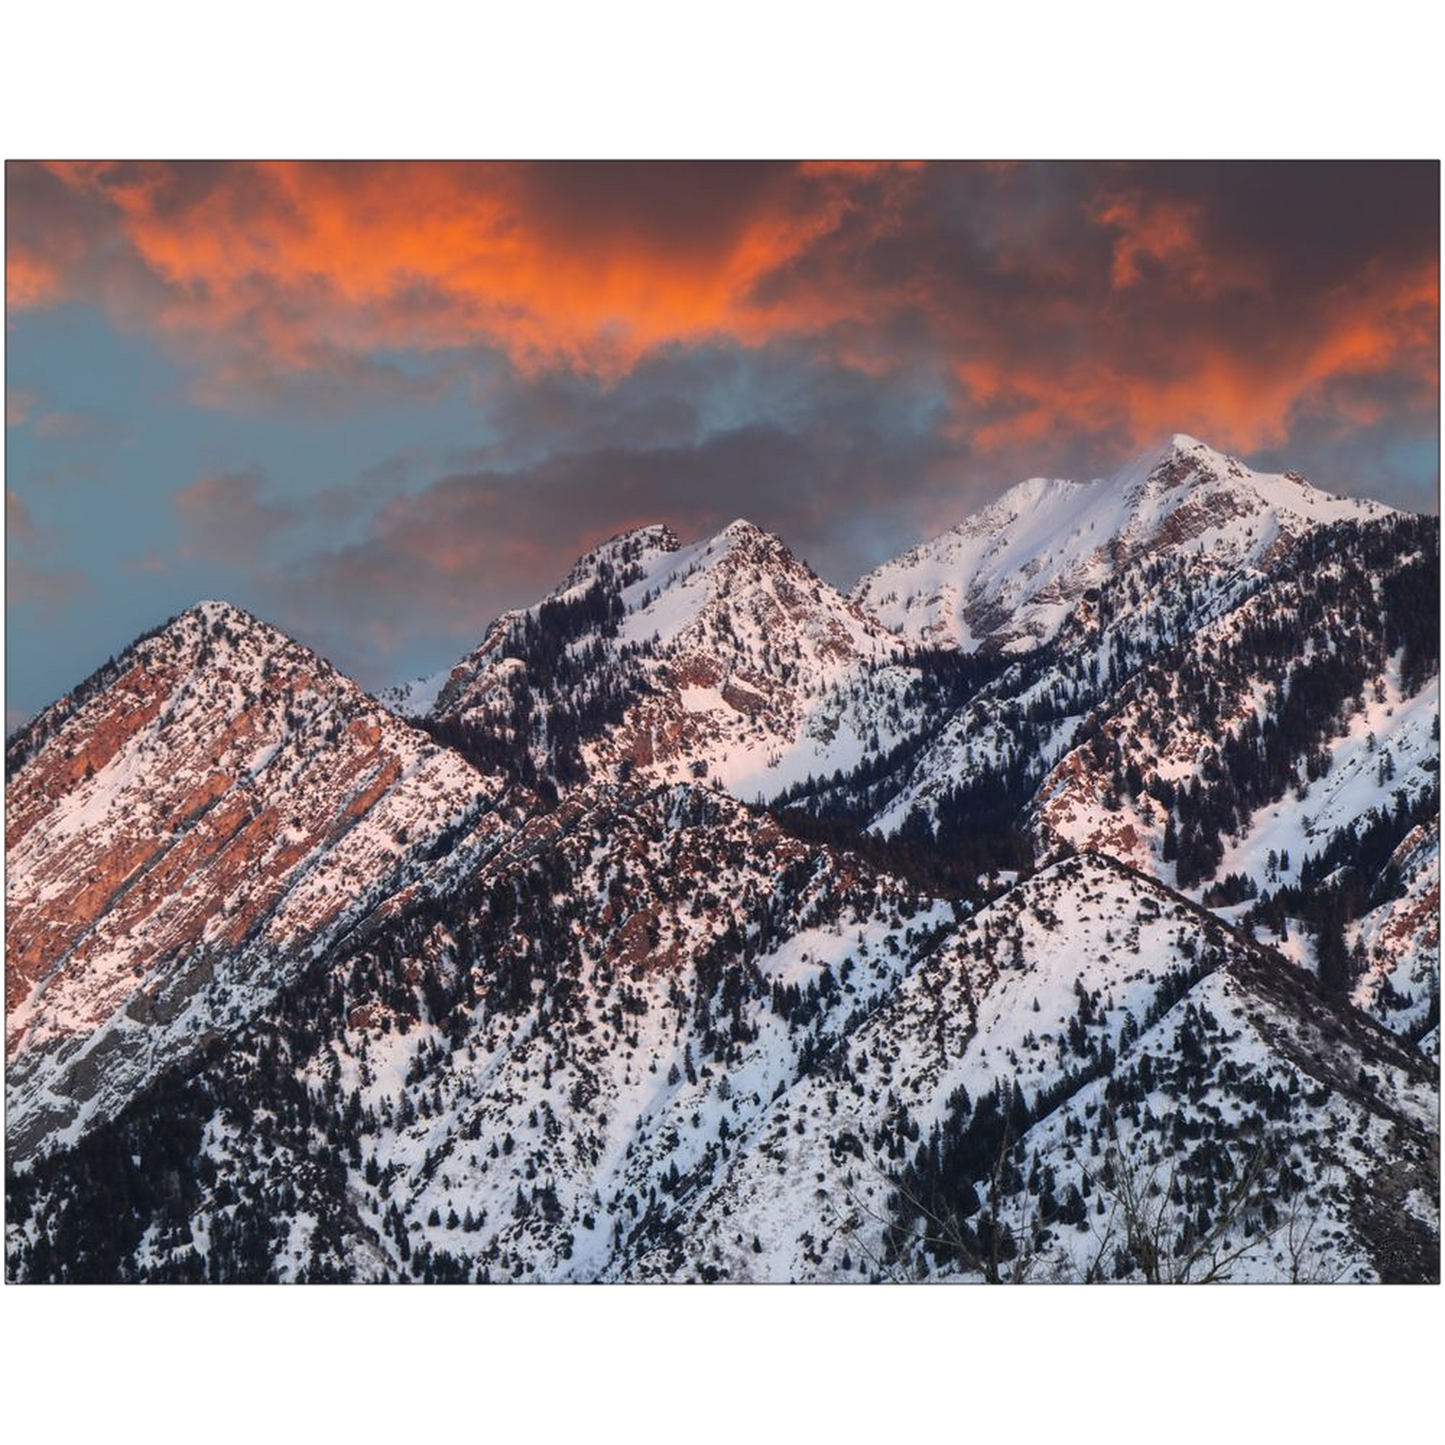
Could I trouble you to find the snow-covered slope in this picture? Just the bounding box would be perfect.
[848,502,1441,1044]
[854,434,1392,653]
[633,855,1437,1282]
[5,601,521,1160]
[1351,819,1440,1046]
[6,781,963,1278]
[377,665,453,719]
[10,848,1434,1283]
[1020,512,1439,1016]
[1032,536,1436,869]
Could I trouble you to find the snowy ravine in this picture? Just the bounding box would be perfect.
[5,434,1439,1283]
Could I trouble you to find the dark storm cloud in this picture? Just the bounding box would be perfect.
[512,161,800,258]
[1126,161,1438,291]
[739,160,1438,481]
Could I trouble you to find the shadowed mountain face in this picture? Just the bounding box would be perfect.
[6,438,1439,1283]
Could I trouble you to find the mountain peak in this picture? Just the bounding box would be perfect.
[188,596,251,620]
[1104,433,1233,498]
[146,600,341,690]
[176,597,279,635]
[719,517,763,538]
[603,522,679,553]
[707,517,802,570]
[855,438,1394,653]
[5,590,505,1156]
[551,524,681,600]
[7,600,309,780]
[1168,430,1205,450]
[570,522,680,569]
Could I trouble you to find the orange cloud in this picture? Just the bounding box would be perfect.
[9,160,1437,472]
[6,244,63,311]
[26,161,919,380]
[1094,189,1266,298]
[952,255,1438,458]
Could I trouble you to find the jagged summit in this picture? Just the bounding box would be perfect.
[553,524,681,595]
[389,507,903,802]
[1084,432,1390,523]
[386,520,798,722]
[553,518,793,606]
[421,512,887,718]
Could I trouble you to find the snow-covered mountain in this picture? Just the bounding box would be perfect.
[5,436,1438,1284]
[5,601,522,1160]
[393,518,920,803]
[810,449,1439,1048]
[853,434,1392,653]
[9,841,1434,1282]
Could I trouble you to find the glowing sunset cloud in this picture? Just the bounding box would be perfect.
[10,160,1434,451]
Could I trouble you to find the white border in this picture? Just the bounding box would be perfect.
[2,0,1443,161]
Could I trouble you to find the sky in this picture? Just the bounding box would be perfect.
[5,159,1439,726]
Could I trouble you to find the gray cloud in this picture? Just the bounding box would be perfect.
[174,470,300,559]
